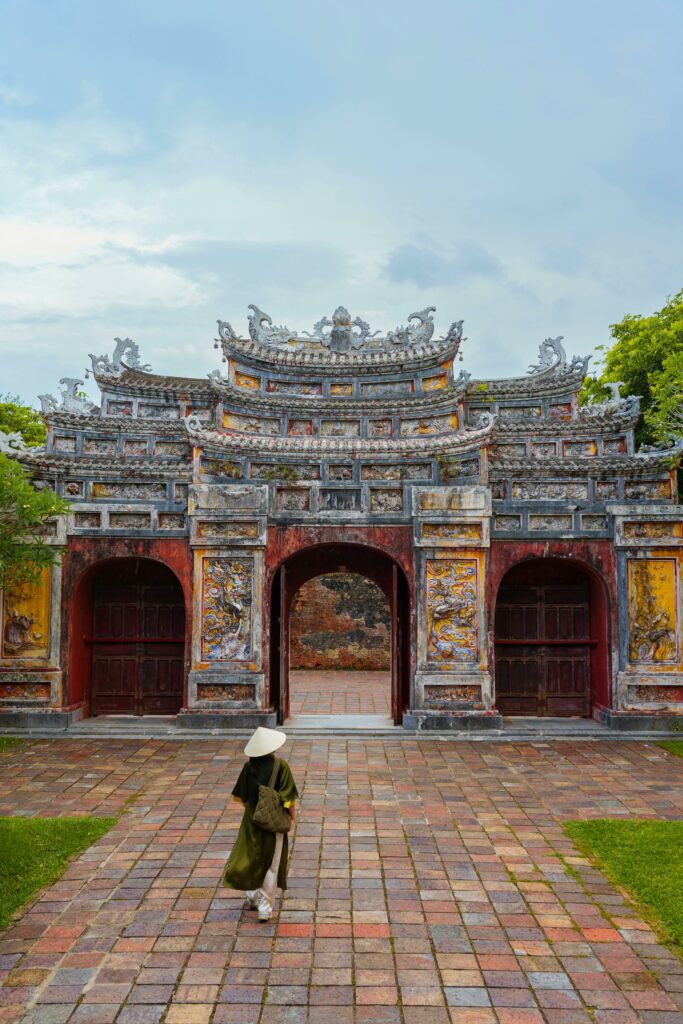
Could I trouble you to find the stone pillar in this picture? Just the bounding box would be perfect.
[180,483,276,728]
[405,485,501,730]
[0,515,68,728]
[612,506,683,728]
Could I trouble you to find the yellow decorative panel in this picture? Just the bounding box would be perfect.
[624,522,683,541]
[426,558,478,664]
[422,373,448,392]
[234,371,261,390]
[330,382,353,396]
[423,523,482,542]
[628,558,679,664]
[2,568,51,659]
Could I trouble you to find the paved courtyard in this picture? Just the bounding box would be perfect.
[290,672,391,716]
[0,737,681,1024]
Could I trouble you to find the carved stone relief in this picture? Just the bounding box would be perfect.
[426,559,478,664]
[91,481,167,501]
[361,463,432,481]
[400,414,457,436]
[124,439,149,455]
[531,442,557,457]
[581,514,608,531]
[223,412,281,435]
[361,381,412,397]
[330,383,353,396]
[288,420,313,436]
[628,559,678,664]
[528,514,573,531]
[154,441,186,457]
[158,513,186,530]
[369,489,403,512]
[368,420,393,437]
[328,465,353,481]
[0,683,51,701]
[276,488,311,512]
[201,558,253,662]
[563,440,597,457]
[424,685,480,705]
[74,512,101,528]
[201,458,242,480]
[498,406,542,422]
[320,489,361,512]
[107,401,133,417]
[510,481,589,501]
[139,404,180,420]
[549,402,572,419]
[266,380,322,396]
[625,480,671,501]
[320,420,360,437]
[197,683,253,701]
[596,480,618,500]
[53,436,77,452]
[84,438,117,455]
[64,481,84,497]
[174,484,189,502]
[109,512,151,529]
[603,437,627,454]
[494,514,521,531]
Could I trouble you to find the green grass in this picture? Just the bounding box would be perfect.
[0,737,21,752]
[659,740,683,758]
[0,817,116,931]
[564,819,683,956]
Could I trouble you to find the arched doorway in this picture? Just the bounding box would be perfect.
[72,559,186,716]
[288,573,391,716]
[269,543,410,725]
[494,559,608,717]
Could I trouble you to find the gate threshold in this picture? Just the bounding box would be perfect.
[285,714,398,734]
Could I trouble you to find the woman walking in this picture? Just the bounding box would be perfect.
[224,727,298,921]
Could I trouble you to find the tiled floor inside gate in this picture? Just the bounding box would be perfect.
[0,737,682,1023]
[289,671,391,716]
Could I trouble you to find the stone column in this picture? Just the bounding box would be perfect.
[181,482,276,728]
[406,485,501,730]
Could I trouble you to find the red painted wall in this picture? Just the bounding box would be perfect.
[488,540,617,711]
[62,538,193,713]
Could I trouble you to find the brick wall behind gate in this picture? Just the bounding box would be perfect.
[289,574,391,670]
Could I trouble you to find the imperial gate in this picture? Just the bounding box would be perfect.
[1,305,682,730]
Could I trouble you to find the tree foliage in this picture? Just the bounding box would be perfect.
[0,394,46,447]
[580,290,683,447]
[0,454,67,590]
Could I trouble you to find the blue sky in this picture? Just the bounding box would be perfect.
[1,0,682,403]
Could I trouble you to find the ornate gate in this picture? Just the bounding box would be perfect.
[90,560,185,716]
[494,561,592,717]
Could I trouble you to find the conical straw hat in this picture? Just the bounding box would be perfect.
[244,726,286,758]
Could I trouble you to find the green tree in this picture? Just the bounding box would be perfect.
[0,456,67,590]
[0,394,46,447]
[581,290,683,448]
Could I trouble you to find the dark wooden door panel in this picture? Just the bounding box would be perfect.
[90,561,185,716]
[495,564,591,718]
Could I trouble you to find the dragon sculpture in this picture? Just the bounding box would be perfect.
[88,337,152,378]
[39,378,98,416]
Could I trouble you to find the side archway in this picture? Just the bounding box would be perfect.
[68,556,187,716]
[269,542,411,725]
[493,557,611,717]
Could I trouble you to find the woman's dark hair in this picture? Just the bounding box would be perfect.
[248,753,272,775]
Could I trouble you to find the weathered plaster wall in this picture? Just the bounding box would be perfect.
[289,574,391,670]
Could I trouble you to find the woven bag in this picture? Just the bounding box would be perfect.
[252,757,292,834]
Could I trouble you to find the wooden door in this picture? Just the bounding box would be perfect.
[494,563,591,717]
[90,562,185,716]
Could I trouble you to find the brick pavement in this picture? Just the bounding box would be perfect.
[290,672,391,716]
[0,737,682,1023]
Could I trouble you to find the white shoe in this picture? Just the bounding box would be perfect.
[258,910,271,922]
[245,891,259,910]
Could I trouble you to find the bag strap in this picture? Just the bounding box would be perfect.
[267,756,280,789]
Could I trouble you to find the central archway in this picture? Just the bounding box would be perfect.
[269,543,410,725]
